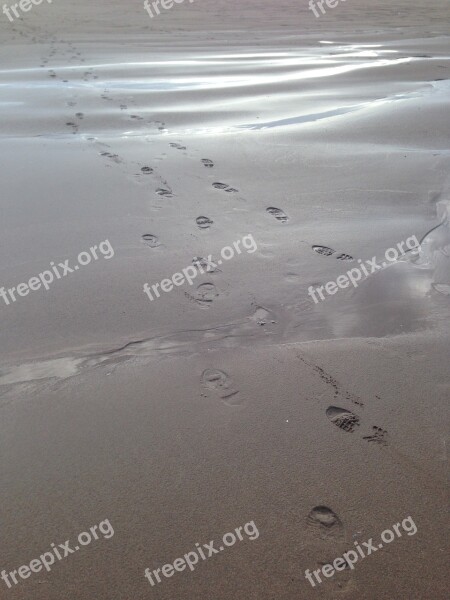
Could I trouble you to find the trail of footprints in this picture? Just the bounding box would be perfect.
[25,37,390,590]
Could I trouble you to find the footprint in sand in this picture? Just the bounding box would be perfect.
[363,426,389,446]
[200,369,242,406]
[312,246,354,261]
[142,234,160,248]
[213,182,238,193]
[141,166,153,174]
[170,142,187,150]
[326,406,360,432]
[196,216,213,229]
[326,406,388,445]
[189,283,218,309]
[75,112,84,119]
[306,506,344,540]
[312,245,335,257]
[65,121,78,134]
[156,188,173,197]
[266,207,288,223]
[336,253,354,261]
[100,151,122,164]
[202,159,214,168]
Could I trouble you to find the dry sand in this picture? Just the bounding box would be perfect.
[0,0,449,598]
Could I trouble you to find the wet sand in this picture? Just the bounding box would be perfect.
[0,1,449,598]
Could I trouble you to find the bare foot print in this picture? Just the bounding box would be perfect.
[266,207,288,223]
[170,142,186,150]
[306,506,344,540]
[141,166,153,174]
[196,216,213,229]
[213,182,238,193]
[326,406,360,432]
[142,234,160,248]
[200,369,242,406]
[202,159,214,168]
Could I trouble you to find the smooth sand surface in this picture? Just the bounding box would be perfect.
[0,1,449,598]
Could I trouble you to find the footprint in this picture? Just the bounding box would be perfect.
[75,112,84,119]
[336,253,354,261]
[363,426,389,446]
[196,216,213,229]
[155,188,173,197]
[130,115,144,121]
[326,406,360,432]
[141,166,153,174]
[192,283,218,308]
[201,159,214,168]
[306,506,344,540]
[312,245,335,257]
[170,142,186,150]
[65,122,78,134]
[100,151,122,164]
[212,182,238,193]
[266,207,288,223]
[142,234,160,248]
[200,369,242,405]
